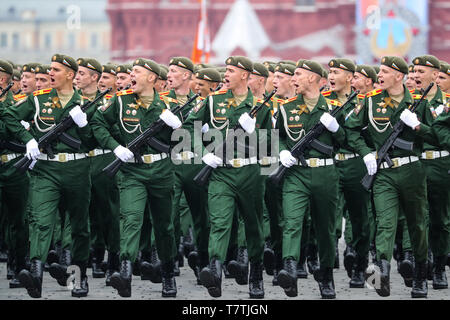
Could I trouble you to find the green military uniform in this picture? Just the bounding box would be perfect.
[0,61,29,286]
[411,56,450,270]
[344,58,431,270]
[4,82,93,271]
[91,72,176,267]
[183,57,271,272]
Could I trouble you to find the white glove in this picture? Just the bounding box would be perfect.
[69,105,88,128]
[21,120,30,130]
[25,139,40,160]
[279,150,296,168]
[400,109,420,129]
[238,112,256,134]
[160,110,182,129]
[113,145,134,162]
[363,153,377,176]
[435,105,444,116]
[320,113,339,133]
[202,153,222,168]
[201,123,209,133]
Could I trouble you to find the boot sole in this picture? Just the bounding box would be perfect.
[249,292,265,299]
[349,282,365,288]
[432,283,448,290]
[18,271,41,298]
[162,291,177,298]
[199,270,221,298]
[375,275,390,297]
[49,264,69,287]
[9,280,23,289]
[110,276,131,298]
[72,288,89,298]
[277,272,297,297]
[92,272,106,278]
[411,291,427,298]
[399,261,414,281]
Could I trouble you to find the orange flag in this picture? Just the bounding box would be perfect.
[191,0,211,64]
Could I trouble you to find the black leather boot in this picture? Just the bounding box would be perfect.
[371,259,390,297]
[9,254,26,288]
[277,258,298,297]
[223,245,237,279]
[140,246,162,283]
[199,258,222,298]
[161,261,177,297]
[227,247,249,285]
[139,250,151,280]
[249,262,264,299]
[307,243,320,275]
[411,260,428,298]
[92,247,106,278]
[71,262,89,298]
[7,253,15,280]
[196,251,209,285]
[105,252,119,286]
[187,250,200,283]
[132,251,141,276]
[317,267,336,299]
[349,255,367,288]
[182,228,195,259]
[110,260,132,297]
[18,259,43,298]
[343,244,356,278]
[263,240,275,276]
[432,255,448,289]
[399,250,414,287]
[49,249,71,286]
[369,242,377,263]
[178,237,185,268]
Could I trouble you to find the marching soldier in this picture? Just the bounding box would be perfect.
[276,60,344,299]
[344,56,431,298]
[184,56,269,299]
[5,54,93,298]
[437,61,450,93]
[405,65,416,91]
[412,55,449,290]
[193,68,221,98]
[12,70,22,95]
[156,64,168,93]
[98,63,118,94]
[0,59,29,289]
[325,59,372,287]
[91,58,179,298]
[20,63,39,95]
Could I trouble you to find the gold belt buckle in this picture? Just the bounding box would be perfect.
[180,151,190,161]
[309,158,318,167]
[143,155,152,164]
[392,158,399,168]
[1,155,9,163]
[337,153,345,161]
[425,151,434,160]
[58,153,67,162]
[232,159,242,168]
[88,150,95,157]
[261,157,270,166]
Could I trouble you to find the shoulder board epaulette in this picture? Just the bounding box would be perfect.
[159,91,170,96]
[117,89,133,96]
[366,89,383,97]
[270,97,285,104]
[326,99,341,106]
[198,96,205,101]
[412,94,422,100]
[321,90,332,97]
[105,94,113,99]
[33,88,52,96]
[82,96,91,100]
[409,89,416,94]
[160,96,177,104]
[284,97,297,104]
[357,93,366,100]
[445,92,450,98]
[13,93,27,101]
[212,89,228,95]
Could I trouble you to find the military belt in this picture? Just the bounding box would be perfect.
[294,157,334,168]
[223,156,258,168]
[379,155,419,169]
[126,153,168,164]
[1,153,21,164]
[36,153,87,162]
[173,151,197,161]
[420,150,449,160]
[259,156,279,166]
[87,149,112,157]
[334,152,359,161]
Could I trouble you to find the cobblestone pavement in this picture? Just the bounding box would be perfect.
[0,239,448,300]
